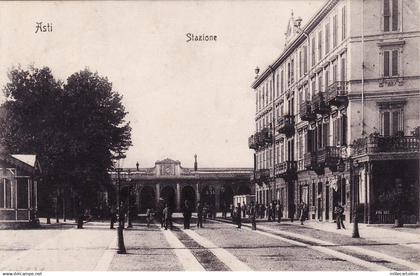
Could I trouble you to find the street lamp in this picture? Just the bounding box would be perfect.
[351,159,360,238]
[116,157,127,254]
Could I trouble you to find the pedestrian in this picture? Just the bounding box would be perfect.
[146,208,152,227]
[335,203,346,229]
[261,204,266,219]
[203,203,208,222]
[163,204,172,230]
[272,201,276,222]
[197,201,204,228]
[182,200,192,229]
[110,205,117,229]
[229,203,234,218]
[276,202,282,223]
[299,202,307,225]
[249,201,257,230]
[236,203,242,228]
[268,202,273,221]
[290,203,296,223]
[241,203,246,218]
[256,203,261,219]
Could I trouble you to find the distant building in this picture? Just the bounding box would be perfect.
[0,153,40,226]
[249,0,419,224]
[110,157,253,213]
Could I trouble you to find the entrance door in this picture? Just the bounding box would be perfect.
[161,186,176,211]
[140,186,156,212]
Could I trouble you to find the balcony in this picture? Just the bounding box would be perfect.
[300,101,316,121]
[278,115,295,137]
[304,152,316,169]
[327,81,348,107]
[248,135,257,150]
[352,135,420,156]
[259,127,273,146]
[275,161,297,179]
[316,146,340,169]
[312,92,329,115]
[254,168,270,185]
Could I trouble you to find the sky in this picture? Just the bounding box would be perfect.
[0,0,324,169]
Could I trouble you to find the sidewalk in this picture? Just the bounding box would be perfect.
[297,220,420,248]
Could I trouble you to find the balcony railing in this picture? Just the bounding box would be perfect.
[352,135,420,156]
[278,115,295,137]
[304,152,316,169]
[275,161,297,177]
[255,168,270,183]
[327,81,348,107]
[248,135,257,150]
[316,146,340,168]
[300,101,316,121]
[312,92,329,115]
[260,127,273,145]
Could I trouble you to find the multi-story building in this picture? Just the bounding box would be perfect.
[249,0,419,224]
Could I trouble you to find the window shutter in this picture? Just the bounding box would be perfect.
[342,6,346,40]
[383,111,390,136]
[392,111,399,135]
[333,15,337,48]
[303,45,308,73]
[342,115,347,145]
[384,51,390,77]
[384,0,390,32]
[392,0,398,31]
[392,50,398,76]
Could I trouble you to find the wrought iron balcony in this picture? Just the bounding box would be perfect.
[316,146,340,169]
[259,127,273,146]
[312,92,329,115]
[304,152,316,169]
[300,101,316,121]
[352,135,420,156]
[248,135,257,150]
[275,161,297,178]
[327,81,348,107]
[254,168,270,184]
[278,115,295,137]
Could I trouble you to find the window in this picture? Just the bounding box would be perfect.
[287,62,291,86]
[318,74,323,93]
[325,66,330,88]
[333,115,347,146]
[325,22,330,54]
[318,30,323,61]
[2,179,12,209]
[17,179,28,209]
[298,133,303,160]
[299,50,303,77]
[383,0,399,32]
[291,59,295,84]
[311,37,316,66]
[332,61,338,82]
[383,50,399,77]
[303,45,308,74]
[0,180,4,208]
[342,6,346,40]
[333,15,338,48]
[381,109,403,136]
[276,73,279,98]
[341,56,347,81]
[280,70,284,93]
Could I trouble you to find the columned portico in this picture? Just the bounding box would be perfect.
[111,158,253,213]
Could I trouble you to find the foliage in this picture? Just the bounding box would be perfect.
[0,66,132,211]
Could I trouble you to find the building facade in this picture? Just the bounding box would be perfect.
[110,157,253,213]
[249,0,419,224]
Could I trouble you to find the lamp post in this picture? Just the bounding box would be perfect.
[116,159,127,254]
[351,159,360,238]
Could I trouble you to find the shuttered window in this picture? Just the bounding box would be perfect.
[333,15,338,48]
[384,51,390,77]
[392,0,398,31]
[342,6,346,40]
[384,0,390,32]
[325,22,330,54]
[384,0,399,32]
[392,50,398,76]
[383,50,399,77]
[303,45,308,73]
[383,111,390,136]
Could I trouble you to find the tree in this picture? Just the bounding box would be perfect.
[0,66,132,221]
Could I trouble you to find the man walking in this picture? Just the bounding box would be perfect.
[197,201,204,228]
[335,203,346,229]
[276,202,282,223]
[182,200,192,229]
[249,201,257,230]
[163,204,172,230]
[235,203,242,228]
[290,203,296,223]
[272,201,276,222]
[299,201,307,225]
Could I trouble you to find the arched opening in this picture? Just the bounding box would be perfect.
[140,186,156,212]
[181,185,196,210]
[161,186,176,211]
[220,185,234,210]
[237,184,251,195]
[201,186,216,208]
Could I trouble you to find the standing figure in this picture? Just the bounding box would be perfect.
[236,203,242,228]
[197,201,204,228]
[182,200,192,229]
[241,203,247,218]
[299,202,307,225]
[272,201,276,222]
[289,203,296,223]
[268,202,273,221]
[276,202,282,223]
[163,204,172,230]
[229,203,234,218]
[261,204,266,219]
[110,205,117,229]
[249,201,257,230]
[335,203,346,229]
[146,208,152,228]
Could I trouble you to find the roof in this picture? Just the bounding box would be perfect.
[11,155,36,167]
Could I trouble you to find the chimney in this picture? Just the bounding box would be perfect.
[194,154,198,171]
